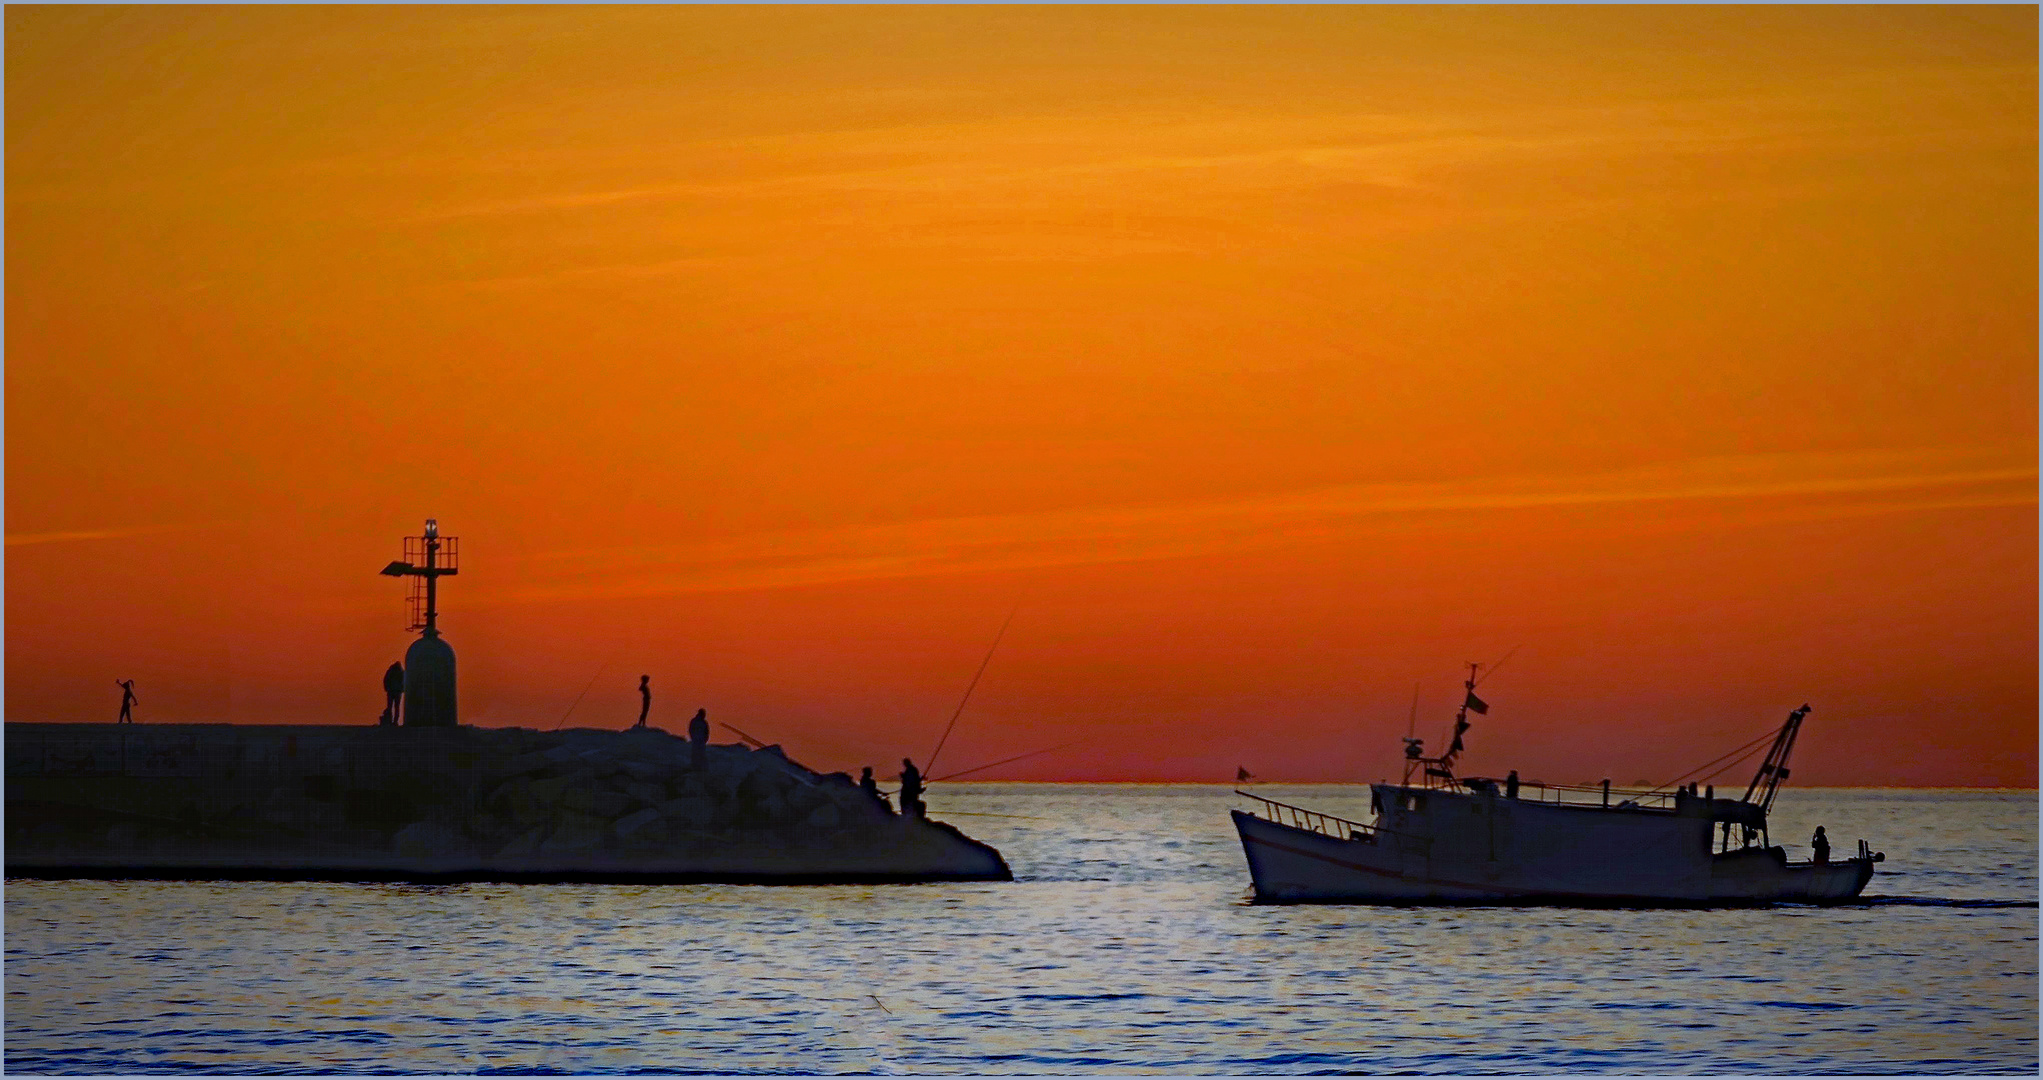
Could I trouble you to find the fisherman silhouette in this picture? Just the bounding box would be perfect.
[1811,825,1830,865]
[860,766,891,813]
[636,675,652,729]
[898,758,925,820]
[115,679,137,724]
[1506,769,1520,800]
[688,707,710,769]
[382,661,405,726]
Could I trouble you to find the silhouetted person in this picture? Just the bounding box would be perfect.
[1811,826,1830,865]
[1505,770,1520,800]
[860,766,891,813]
[898,758,925,820]
[382,661,405,726]
[115,679,137,724]
[688,707,710,769]
[636,675,652,729]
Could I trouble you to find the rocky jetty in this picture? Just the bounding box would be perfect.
[5,724,1011,883]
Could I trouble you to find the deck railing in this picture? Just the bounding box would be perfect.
[1235,790,1371,839]
[1419,773,1682,811]
[1521,780,1678,810]
[1235,790,1435,855]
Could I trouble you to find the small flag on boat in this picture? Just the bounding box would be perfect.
[1237,766,1254,782]
[1464,690,1489,714]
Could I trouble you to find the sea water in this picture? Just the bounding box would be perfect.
[5,786,2034,1074]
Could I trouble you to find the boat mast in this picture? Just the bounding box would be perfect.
[1440,662,1480,771]
[1403,663,1483,787]
[1402,659,1503,788]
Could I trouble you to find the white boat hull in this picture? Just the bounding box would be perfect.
[1233,788,1876,905]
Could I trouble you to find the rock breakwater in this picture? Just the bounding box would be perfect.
[5,724,1011,883]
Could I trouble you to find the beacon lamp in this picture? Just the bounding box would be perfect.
[424,518,439,539]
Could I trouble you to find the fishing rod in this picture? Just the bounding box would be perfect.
[552,662,609,731]
[924,601,1021,777]
[719,722,769,749]
[929,739,1085,784]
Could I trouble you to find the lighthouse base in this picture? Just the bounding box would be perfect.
[403,634,457,727]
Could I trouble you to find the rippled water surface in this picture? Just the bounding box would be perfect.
[6,786,2035,1074]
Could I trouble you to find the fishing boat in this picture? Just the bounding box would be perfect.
[1231,666,1884,904]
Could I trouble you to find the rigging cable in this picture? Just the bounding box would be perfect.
[1689,740,1778,787]
[1648,721,1788,792]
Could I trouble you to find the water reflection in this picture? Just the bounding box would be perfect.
[7,787,2035,1074]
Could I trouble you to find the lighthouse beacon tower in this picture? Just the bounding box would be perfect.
[379,518,460,727]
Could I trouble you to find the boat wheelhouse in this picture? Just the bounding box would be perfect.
[1231,666,1883,904]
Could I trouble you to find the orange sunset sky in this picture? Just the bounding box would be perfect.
[7,7,2036,786]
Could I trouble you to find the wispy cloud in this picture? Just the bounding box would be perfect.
[471,447,2036,604]
[4,521,234,547]
[390,60,2034,292]
[403,62,2034,230]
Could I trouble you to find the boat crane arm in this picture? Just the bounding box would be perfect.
[1741,704,1810,814]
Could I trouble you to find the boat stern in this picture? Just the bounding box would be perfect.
[1707,844,1880,903]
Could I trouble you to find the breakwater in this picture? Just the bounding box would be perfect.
[5,723,1010,883]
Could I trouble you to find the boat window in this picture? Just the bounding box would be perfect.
[1400,793,1423,812]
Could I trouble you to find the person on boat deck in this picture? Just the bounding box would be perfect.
[860,766,892,813]
[687,708,710,769]
[1811,826,1830,864]
[635,675,652,729]
[898,758,925,820]
[1505,770,1520,800]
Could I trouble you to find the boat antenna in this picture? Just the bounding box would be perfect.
[1474,644,1521,687]
[925,601,1020,777]
[1400,681,1427,783]
[552,662,609,731]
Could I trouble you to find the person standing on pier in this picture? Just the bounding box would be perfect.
[898,758,925,820]
[636,675,652,729]
[688,707,710,768]
[115,679,138,724]
[382,661,405,726]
